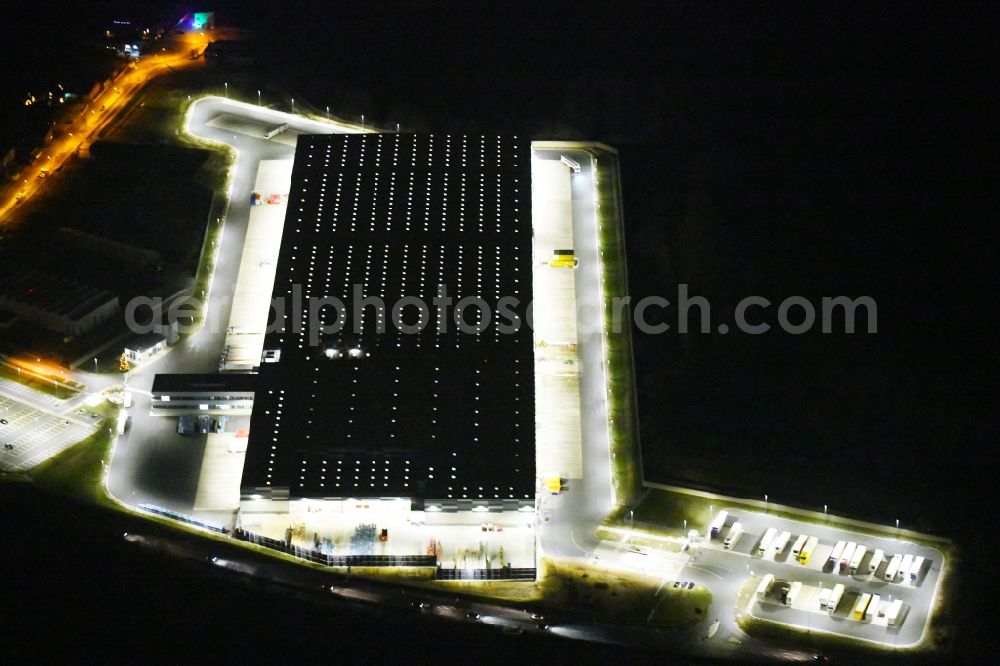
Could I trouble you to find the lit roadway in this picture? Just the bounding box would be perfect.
[0,28,212,224]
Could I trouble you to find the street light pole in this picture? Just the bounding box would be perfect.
[325,106,329,119]
[257,90,261,106]
[224,81,227,98]
[361,113,365,129]
[291,98,295,114]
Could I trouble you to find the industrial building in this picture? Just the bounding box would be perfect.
[241,133,536,511]
[0,270,119,337]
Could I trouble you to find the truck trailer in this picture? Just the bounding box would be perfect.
[853,593,872,620]
[864,594,881,622]
[828,540,846,567]
[840,542,857,572]
[869,548,885,574]
[898,554,913,582]
[885,598,904,626]
[785,581,802,606]
[799,536,819,564]
[724,522,744,549]
[772,530,792,555]
[884,554,902,581]
[790,534,808,558]
[756,573,774,597]
[708,510,728,539]
[909,555,925,582]
[757,527,778,555]
[827,583,845,612]
[849,545,867,574]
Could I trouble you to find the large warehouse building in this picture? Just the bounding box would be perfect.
[241,133,536,511]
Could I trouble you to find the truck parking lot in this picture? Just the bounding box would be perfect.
[697,508,944,647]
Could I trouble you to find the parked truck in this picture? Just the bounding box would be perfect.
[827,583,845,612]
[853,592,872,620]
[864,594,881,622]
[724,522,744,549]
[869,548,885,574]
[885,598,904,626]
[708,510,728,539]
[909,555,925,582]
[772,530,792,555]
[884,553,902,581]
[790,534,808,558]
[828,540,846,567]
[550,249,579,268]
[898,554,913,582]
[799,536,819,564]
[785,581,802,606]
[756,573,774,597]
[840,542,857,572]
[849,545,868,574]
[757,527,778,555]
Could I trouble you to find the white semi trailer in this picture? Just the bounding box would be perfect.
[864,594,881,622]
[909,555,925,582]
[772,530,792,555]
[785,581,802,606]
[849,545,867,574]
[898,554,913,582]
[884,553,902,581]
[827,583,845,612]
[828,540,846,567]
[869,548,885,574]
[885,598,904,626]
[791,534,808,558]
[757,527,778,555]
[724,522,744,549]
[708,510,728,539]
[756,573,775,597]
[840,542,857,572]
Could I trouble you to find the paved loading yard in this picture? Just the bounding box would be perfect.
[532,157,583,480]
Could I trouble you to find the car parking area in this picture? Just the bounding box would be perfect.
[0,396,99,471]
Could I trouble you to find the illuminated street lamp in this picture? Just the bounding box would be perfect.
[361,113,365,129]
[257,90,261,106]
[224,81,228,98]
[325,105,329,119]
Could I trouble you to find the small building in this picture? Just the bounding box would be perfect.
[123,332,167,365]
[151,373,257,414]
